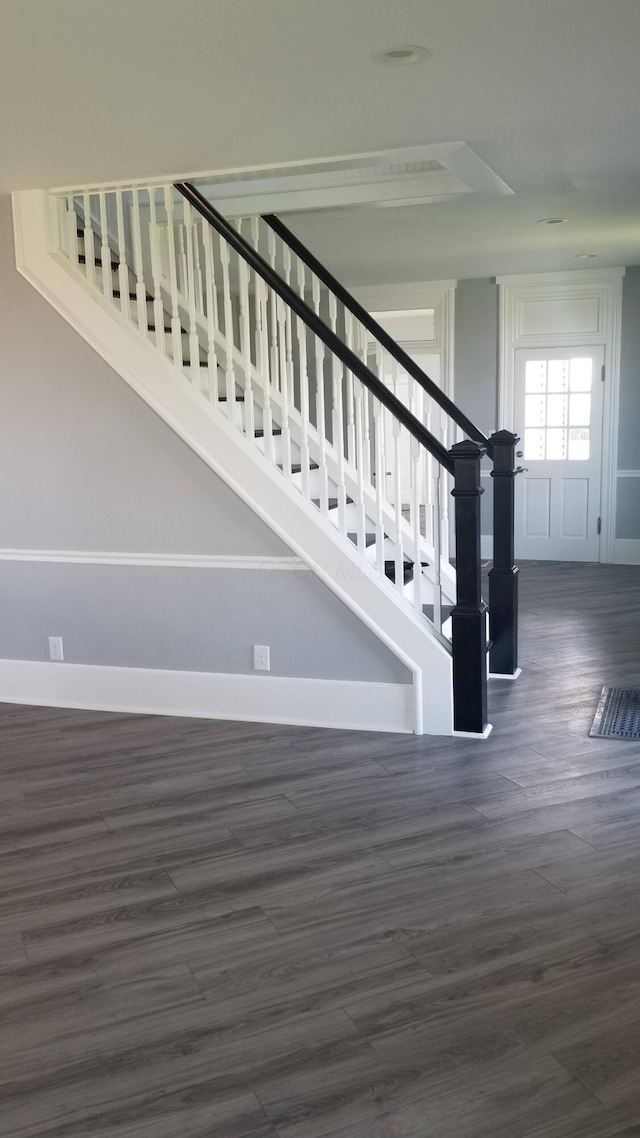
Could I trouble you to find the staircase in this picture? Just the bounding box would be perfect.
[12,179,520,736]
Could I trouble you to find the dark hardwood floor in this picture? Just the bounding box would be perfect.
[3,561,640,1136]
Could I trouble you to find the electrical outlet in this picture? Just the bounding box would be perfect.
[253,644,270,672]
[48,636,64,662]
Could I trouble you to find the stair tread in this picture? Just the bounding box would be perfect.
[347,532,377,548]
[78,254,120,271]
[254,428,283,437]
[280,462,320,474]
[311,496,354,509]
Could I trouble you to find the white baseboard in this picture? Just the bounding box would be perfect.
[614,539,640,565]
[0,660,413,734]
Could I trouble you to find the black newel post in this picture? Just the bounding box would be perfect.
[449,440,488,734]
[488,430,520,677]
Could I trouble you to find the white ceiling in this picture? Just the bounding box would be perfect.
[3,0,640,279]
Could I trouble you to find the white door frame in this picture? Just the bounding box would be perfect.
[349,281,456,401]
[497,268,624,563]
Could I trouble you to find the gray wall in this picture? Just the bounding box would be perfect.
[453,279,499,437]
[0,196,408,685]
[616,265,640,539]
[454,279,499,537]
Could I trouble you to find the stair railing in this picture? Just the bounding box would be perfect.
[52,180,497,731]
[251,211,519,683]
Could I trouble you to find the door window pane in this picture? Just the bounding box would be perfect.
[524,428,545,460]
[568,427,590,460]
[525,394,546,426]
[547,393,568,427]
[548,360,569,392]
[525,360,546,393]
[546,428,568,460]
[570,358,593,391]
[569,393,591,426]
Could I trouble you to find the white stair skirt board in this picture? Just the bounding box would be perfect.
[12,188,455,737]
[0,661,413,734]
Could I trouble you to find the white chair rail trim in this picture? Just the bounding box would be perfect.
[0,550,306,571]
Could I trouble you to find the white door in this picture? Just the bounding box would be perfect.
[514,347,604,561]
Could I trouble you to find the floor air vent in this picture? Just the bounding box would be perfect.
[590,687,640,739]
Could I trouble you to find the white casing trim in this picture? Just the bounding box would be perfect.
[613,540,640,565]
[497,267,624,565]
[0,660,413,734]
[349,281,456,401]
[0,550,306,571]
[12,189,455,736]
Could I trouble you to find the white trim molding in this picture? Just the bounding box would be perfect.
[350,281,456,400]
[0,550,306,571]
[497,267,625,564]
[0,660,413,734]
[613,540,640,566]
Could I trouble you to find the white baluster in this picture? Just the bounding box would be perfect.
[266,229,279,396]
[311,276,329,516]
[239,253,255,441]
[373,397,386,576]
[219,236,237,425]
[277,298,293,480]
[295,263,311,499]
[250,218,262,383]
[193,220,204,314]
[344,312,356,465]
[432,471,443,633]
[201,221,219,402]
[393,398,404,598]
[357,323,372,484]
[438,406,451,566]
[411,435,424,617]
[354,379,367,553]
[81,193,96,287]
[163,186,183,372]
[176,223,188,297]
[333,355,348,537]
[147,188,165,355]
[258,280,274,462]
[97,193,113,303]
[66,195,79,267]
[131,188,148,338]
[182,198,201,388]
[114,190,131,322]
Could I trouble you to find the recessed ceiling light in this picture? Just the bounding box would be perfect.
[575,253,596,259]
[537,217,568,226]
[372,45,431,66]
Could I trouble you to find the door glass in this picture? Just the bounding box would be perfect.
[523,357,592,461]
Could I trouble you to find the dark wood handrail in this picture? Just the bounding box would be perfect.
[262,212,492,457]
[175,182,454,474]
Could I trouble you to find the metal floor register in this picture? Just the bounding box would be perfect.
[590,686,640,740]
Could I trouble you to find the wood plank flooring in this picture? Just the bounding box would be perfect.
[2,560,640,1136]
